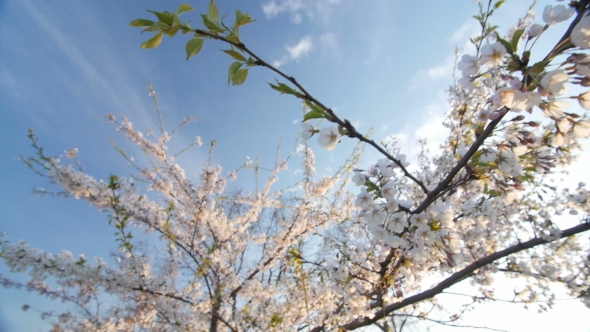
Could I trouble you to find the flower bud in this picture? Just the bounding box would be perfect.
[528,23,544,39]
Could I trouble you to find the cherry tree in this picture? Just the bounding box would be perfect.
[2,0,590,331]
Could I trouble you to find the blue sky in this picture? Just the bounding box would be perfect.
[1,0,589,331]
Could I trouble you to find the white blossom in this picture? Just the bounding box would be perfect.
[528,23,544,38]
[571,10,590,48]
[541,69,569,96]
[457,54,480,77]
[542,4,574,25]
[480,42,507,67]
[301,121,314,140]
[317,126,340,151]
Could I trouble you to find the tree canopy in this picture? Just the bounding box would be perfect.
[2,0,590,331]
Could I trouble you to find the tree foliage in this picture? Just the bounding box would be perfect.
[2,0,590,331]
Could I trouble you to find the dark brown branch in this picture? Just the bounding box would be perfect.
[411,108,507,215]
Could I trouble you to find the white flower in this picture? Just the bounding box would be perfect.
[480,42,507,67]
[317,127,339,151]
[551,131,569,146]
[368,165,379,177]
[528,23,544,38]
[576,63,590,76]
[502,188,519,204]
[457,76,475,92]
[301,122,314,140]
[512,145,527,156]
[541,69,569,96]
[389,213,407,233]
[386,199,399,212]
[377,159,395,177]
[522,91,542,110]
[457,54,480,77]
[512,91,541,112]
[352,172,366,186]
[396,154,409,167]
[508,77,522,89]
[381,181,397,202]
[365,208,386,226]
[557,117,571,132]
[572,13,590,49]
[492,88,523,109]
[572,120,590,138]
[542,5,574,25]
[578,91,590,109]
[355,188,373,210]
[543,100,569,118]
[387,235,402,248]
[65,148,78,159]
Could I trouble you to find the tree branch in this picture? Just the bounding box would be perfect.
[192,28,430,194]
[310,222,590,331]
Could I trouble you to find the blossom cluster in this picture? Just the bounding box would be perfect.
[2,1,590,331]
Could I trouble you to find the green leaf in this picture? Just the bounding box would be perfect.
[269,82,299,96]
[471,150,483,161]
[129,19,154,27]
[246,57,257,66]
[228,61,243,85]
[488,189,499,197]
[365,180,380,193]
[185,38,205,60]
[177,4,195,14]
[496,36,514,55]
[148,10,174,25]
[209,0,219,22]
[303,109,325,122]
[304,100,324,114]
[165,27,180,37]
[223,49,247,62]
[238,16,255,27]
[511,28,525,51]
[234,9,255,28]
[141,32,164,49]
[493,0,505,10]
[268,83,297,95]
[141,21,169,33]
[231,68,249,86]
[201,14,225,33]
[235,10,244,27]
[172,14,181,27]
[225,33,241,45]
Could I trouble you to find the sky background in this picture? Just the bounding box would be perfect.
[0,0,589,331]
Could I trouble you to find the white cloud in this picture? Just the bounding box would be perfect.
[287,36,313,59]
[427,55,455,80]
[384,96,449,166]
[409,18,479,91]
[19,1,158,130]
[262,0,304,18]
[449,19,479,45]
[273,36,313,67]
[292,13,302,24]
[261,0,342,24]
[319,32,340,60]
